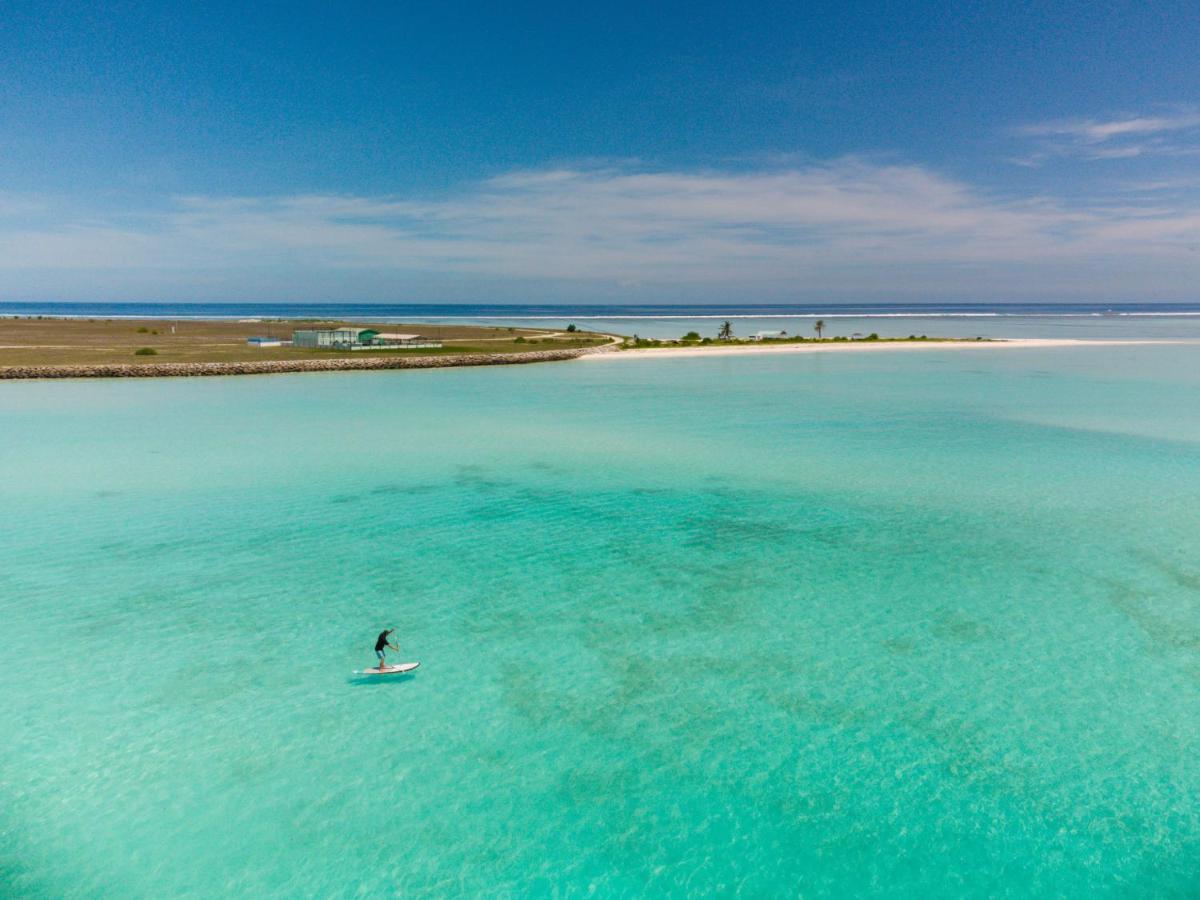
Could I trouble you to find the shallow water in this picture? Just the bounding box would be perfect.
[2,345,1200,896]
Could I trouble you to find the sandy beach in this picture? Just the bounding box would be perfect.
[582,337,1200,360]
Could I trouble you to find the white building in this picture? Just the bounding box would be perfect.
[292,328,442,350]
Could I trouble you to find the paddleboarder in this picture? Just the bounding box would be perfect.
[374,628,398,668]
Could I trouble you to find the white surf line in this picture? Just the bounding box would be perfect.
[579,338,1200,360]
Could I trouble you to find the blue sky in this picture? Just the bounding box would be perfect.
[1,0,1198,303]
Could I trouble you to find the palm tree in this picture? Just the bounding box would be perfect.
[814,319,825,339]
[718,321,733,340]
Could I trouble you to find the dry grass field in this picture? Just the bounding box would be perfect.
[0,318,610,366]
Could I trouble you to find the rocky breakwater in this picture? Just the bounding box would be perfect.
[0,344,616,380]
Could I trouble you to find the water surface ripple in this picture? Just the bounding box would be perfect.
[2,346,1199,895]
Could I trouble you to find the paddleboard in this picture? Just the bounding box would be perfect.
[356,662,420,675]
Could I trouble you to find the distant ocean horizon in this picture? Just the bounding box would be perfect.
[2,300,1200,320]
[8,299,1200,341]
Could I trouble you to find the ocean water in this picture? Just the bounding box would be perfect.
[2,344,1200,896]
[5,300,1200,341]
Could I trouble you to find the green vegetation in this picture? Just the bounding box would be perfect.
[134,347,158,356]
[682,331,701,341]
[136,326,149,333]
[814,319,825,339]
[566,324,577,332]
[619,333,986,351]
[718,321,733,340]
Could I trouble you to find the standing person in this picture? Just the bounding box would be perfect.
[374,628,398,669]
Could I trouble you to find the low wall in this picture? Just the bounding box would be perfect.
[0,346,610,380]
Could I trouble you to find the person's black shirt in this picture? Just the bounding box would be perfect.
[375,631,390,652]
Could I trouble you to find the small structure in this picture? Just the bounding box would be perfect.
[372,332,435,347]
[292,328,442,350]
[749,330,788,341]
[246,336,284,347]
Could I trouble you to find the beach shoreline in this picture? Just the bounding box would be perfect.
[583,337,1200,360]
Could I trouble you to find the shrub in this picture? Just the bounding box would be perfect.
[566,324,577,332]
[136,326,149,333]
[134,347,158,356]
[701,337,712,344]
[866,333,879,341]
[682,331,701,341]
[514,336,526,343]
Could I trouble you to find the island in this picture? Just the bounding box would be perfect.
[0,317,615,378]
[2,315,1148,379]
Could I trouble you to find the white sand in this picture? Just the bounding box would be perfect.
[582,338,1200,360]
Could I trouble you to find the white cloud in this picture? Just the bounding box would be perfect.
[0,158,1197,300]
[1121,177,1200,192]
[1020,113,1200,143]
[1015,110,1200,163]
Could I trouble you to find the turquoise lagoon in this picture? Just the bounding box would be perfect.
[2,345,1200,896]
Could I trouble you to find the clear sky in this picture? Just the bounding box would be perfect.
[1,0,1198,303]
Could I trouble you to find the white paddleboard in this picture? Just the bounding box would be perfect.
[356,662,420,675]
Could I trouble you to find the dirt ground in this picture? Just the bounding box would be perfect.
[0,317,608,366]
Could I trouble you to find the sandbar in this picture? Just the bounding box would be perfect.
[581,338,1200,360]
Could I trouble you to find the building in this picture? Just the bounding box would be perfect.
[293,328,363,348]
[749,330,788,341]
[246,336,285,347]
[292,328,442,350]
[371,332,442,348]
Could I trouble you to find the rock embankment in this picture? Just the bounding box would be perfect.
[0,345,611,380]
